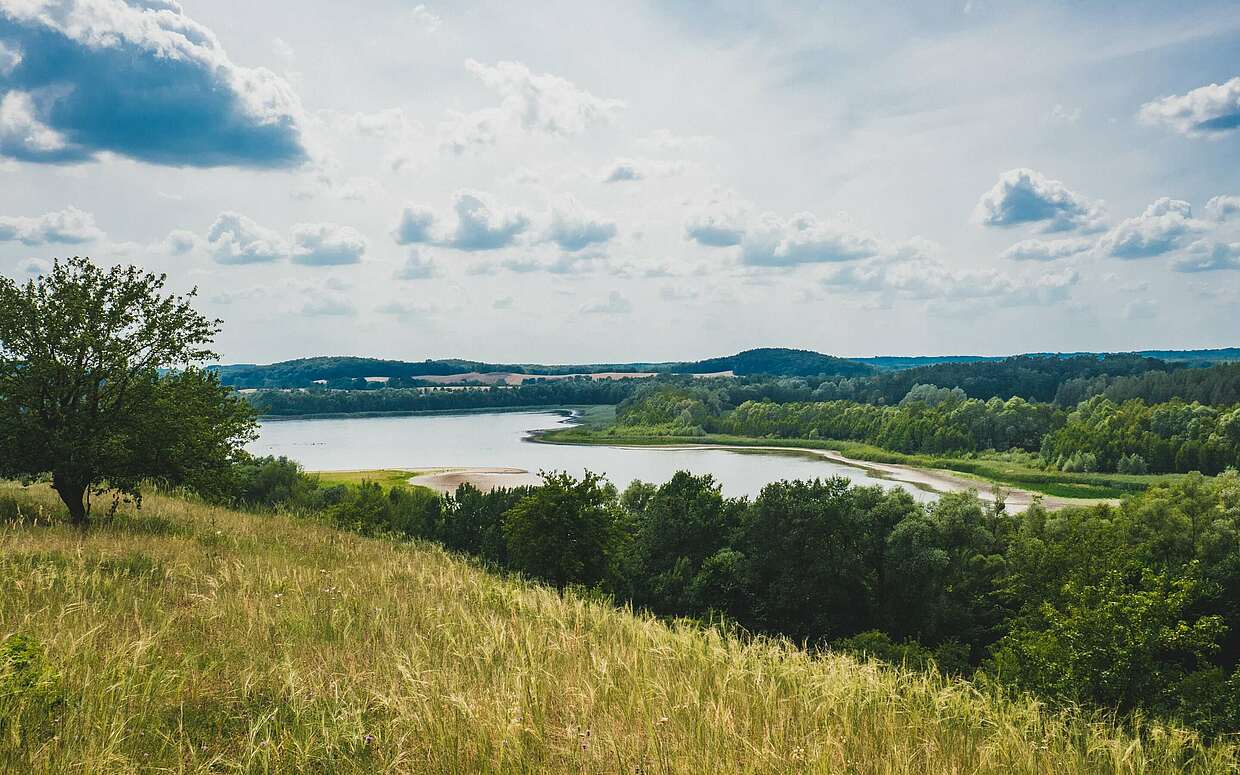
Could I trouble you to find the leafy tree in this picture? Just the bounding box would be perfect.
[502,471,620,588]
[0,257,255,525]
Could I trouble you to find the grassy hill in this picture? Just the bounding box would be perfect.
[2,484,1237,773]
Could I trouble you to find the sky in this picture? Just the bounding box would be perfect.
[0,0,1238,365]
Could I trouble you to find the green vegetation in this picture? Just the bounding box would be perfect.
[313,469,423,490]
[4,482,1240,773]
[0,257,255,525]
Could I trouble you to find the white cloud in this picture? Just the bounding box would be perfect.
[446,191,529,250]
[684,195,749,247]
[440,60,623,153]
[1000,237,1093,262]
[581,290,632,315]
[1096,198,1207,259]
[290,223,367,266]
[0,206,103,245]
[1205,195,1240,222]
[1139,77,1240,139]
[207,212,286,265]
[601,157,685,183]
[823,244,1079,308]
[1173,240,1240,272]
[17,257,49,276]
[162,229,198,255]
[973,168,1106,233]
[543,196,617,251]
[395,248,436,279]
[0,0,307,166]
[392,203,439,245]
[409,4,442,33]
[302,294,356,316]
[740,212,881,266]
[1046,104,1082,125]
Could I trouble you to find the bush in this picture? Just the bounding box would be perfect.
[1116,453,1149,475]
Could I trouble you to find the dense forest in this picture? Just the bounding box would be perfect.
[603,373,1240,475]
[225,457,1240,736]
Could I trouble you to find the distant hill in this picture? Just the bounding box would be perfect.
[665,347,877,377]
[213,347,1240,389]
[213,348,876,388]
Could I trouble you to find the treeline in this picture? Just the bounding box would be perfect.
[246,379,639,416]
[220,458,1240,735]
[1056,362,1240,407]
[1042,396,1240,475]
[613,384,1240,474]
[810,354,1175,405]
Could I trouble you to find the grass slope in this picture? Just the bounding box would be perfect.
[2,484,1235,773]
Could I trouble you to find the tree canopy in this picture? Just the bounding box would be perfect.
[0,257,255,525]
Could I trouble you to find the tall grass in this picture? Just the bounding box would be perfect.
[1,482,1236,773]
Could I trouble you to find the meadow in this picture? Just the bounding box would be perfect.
[2,482,1237,774]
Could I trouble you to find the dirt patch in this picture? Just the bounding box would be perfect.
[408,467,543,494]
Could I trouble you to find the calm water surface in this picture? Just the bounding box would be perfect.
[248,411,937,502]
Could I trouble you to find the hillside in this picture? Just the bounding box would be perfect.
[2,484,1236,774]
[213,348,876,388]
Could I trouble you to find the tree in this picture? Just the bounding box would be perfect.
[0,257,256,526]
[502,471,619,588]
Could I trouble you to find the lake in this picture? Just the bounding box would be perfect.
[247,410,938,502]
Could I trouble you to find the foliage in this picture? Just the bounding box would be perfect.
[503,471,620,588]
[0,257,256,525]
[1041,397,1240,474]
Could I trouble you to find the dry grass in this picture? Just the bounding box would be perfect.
[1,482,1237,774]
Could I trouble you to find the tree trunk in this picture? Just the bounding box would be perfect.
[53,475,89,528]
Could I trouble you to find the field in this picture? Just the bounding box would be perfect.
[539,427,1173,500]
[2,483,1237,773]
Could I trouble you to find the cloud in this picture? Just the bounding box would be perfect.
[1096,198,1206,259]
[601,157,685,183]
[392,203,438,245]
[1173,240,1240,272]
[290,223,367,266]
[376,300,430,317]
[440,60,623,153]
[409,4,442,33]
[740,212,880,266]
[0,0,307,167]
[302,294,356,316]
[581,290,632,315]
[207,212,286,265]
[972,168,1105,233]
[1138,77,1240,138]
[446,191,529,250]
[0,206,102,244]
[17,256,49,276]
[1046,104,1082,125]
[395,248,436,279]
[162,229,197,255]
[823,245,1078,308]
[1000,237,1093,262]
[543,196,617,251]
[1205,195,1240,222]
[684,197,749,247]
